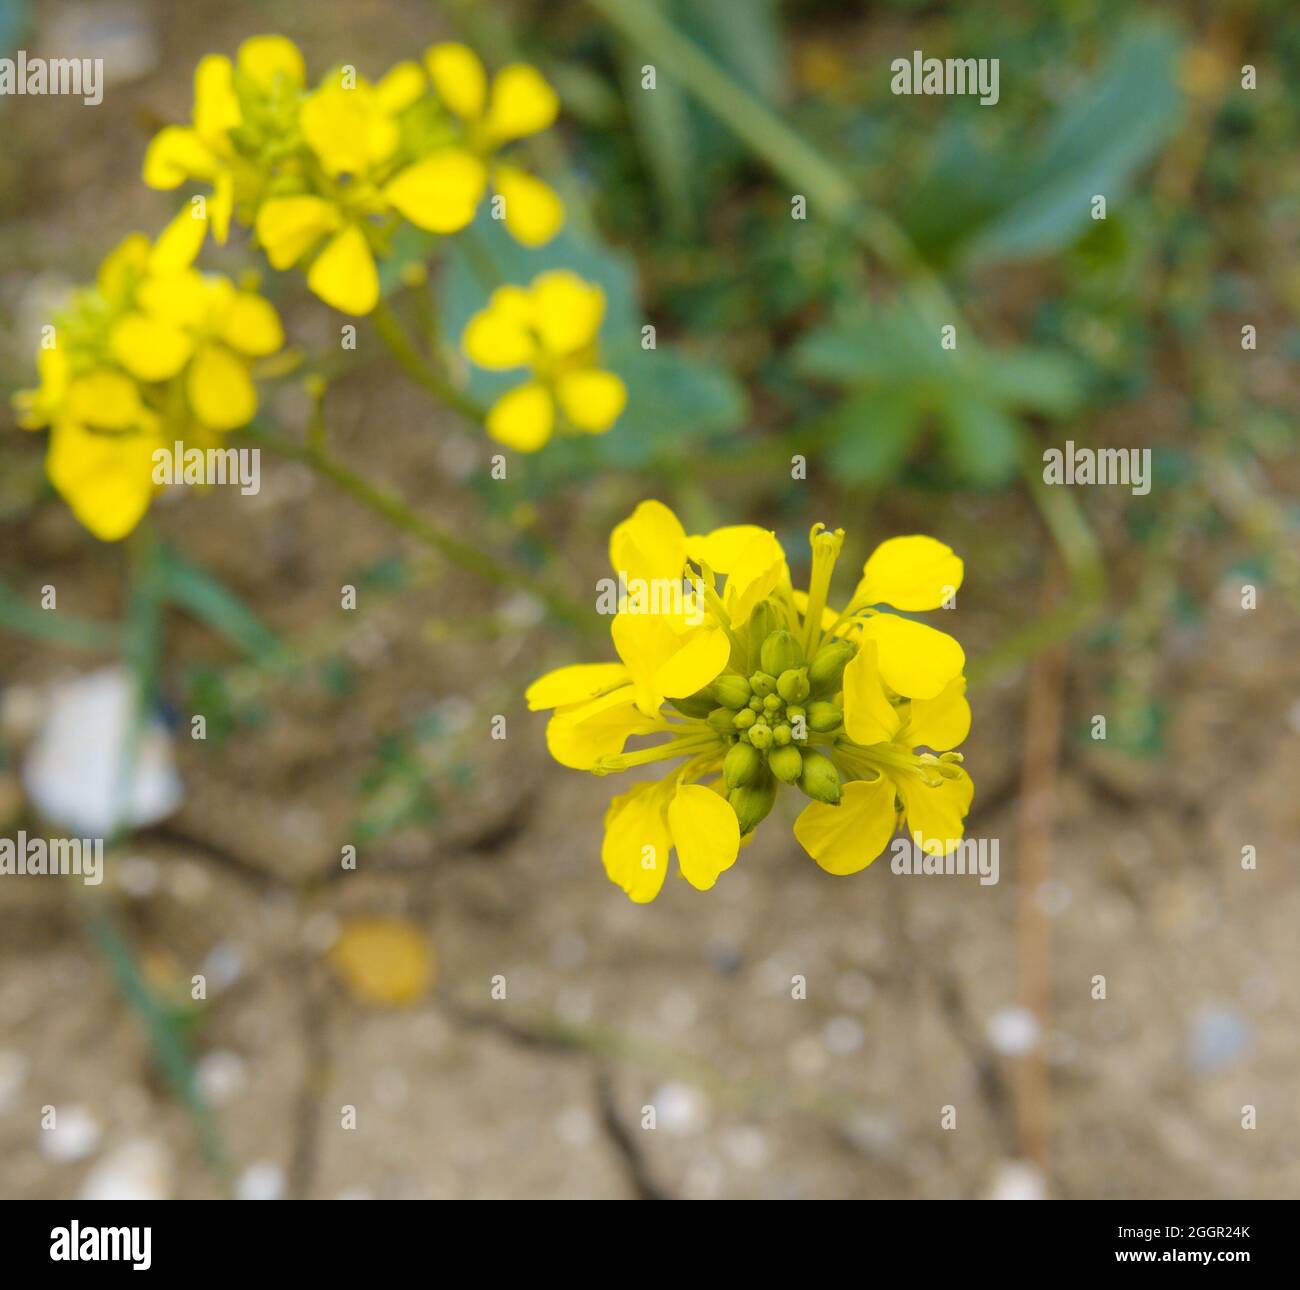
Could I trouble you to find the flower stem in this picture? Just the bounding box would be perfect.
[370,297,487,423]
[246,421,593,633]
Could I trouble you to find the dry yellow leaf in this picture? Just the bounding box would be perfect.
[329,916,435,1007]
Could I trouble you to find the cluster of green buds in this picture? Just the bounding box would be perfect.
[676,602,859,835]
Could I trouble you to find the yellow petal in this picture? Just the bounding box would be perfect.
[905,675,970,751]
[46,420,159,542]
[485,382,554,451]
[858,613,965,701]
[794,774,897,875]
[494,165,565,247]
[612,613,729,715]
[718,529,786,628]
[526,662,631,711]
[300,79,397,175]
[602,781,672,904]
[462,300,535,370]
[255,194,340,270]
[555,367,626,432]
[609,499,687,586]
[66,370,142,430]
[485,63,559,142]
[96,234,151,302]
[211,169,234,244]
[544,686,649,770]
[667,784,740,891]
[110,313,194,382]
[841,639,902,746]
[142,125,218,189]
[193,54,241,141]
[219,292,284,356]
[855,535,964,611]
[530,269,605,355]
[424,42,487,120]
[13,346,71,429]
[896,766,974,857]
[149,205,208,275]
[306,225,380,316]
[186,342,257,430]
[136,268,211,329]
[375,60,427,114]
[237,35,305,92]
[328,916,434,1006]
[384,149,487,234]
[686,525,773,573]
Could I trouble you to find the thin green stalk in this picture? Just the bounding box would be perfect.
[371,297,487,423]
[246,421,593,634]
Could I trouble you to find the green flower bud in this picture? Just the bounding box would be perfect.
[772,723,792,746]
[746,599,782,658]
[763,693,782,713]
[749,671,777,698]
[709,673,753,710]
[806,700,844,732]
[797,749,842,805]
[668,692,717,719]
[729,770,777,834]
[785,705,806,724]
[748,695,764,711]
[724,739,764,789]
[707,707,736,735]
[768,743,803,784]
[777,667,810,704]
[808,639,856,697]
[747,722,773,751]
[732,707,757,730]
[760,630,804,678]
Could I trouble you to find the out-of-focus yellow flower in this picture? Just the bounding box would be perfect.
[143,34,306,245]
[12,226,284,541]
[408,42,565,247]
[462,270,626,451]
[528,503,973,903]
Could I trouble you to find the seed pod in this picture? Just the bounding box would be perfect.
[797,749,842,805]
[760,630,804,678]
[768,743,803,783]
[707,707,736,735]
[709,673,752,710]
[749,671,777,698]
[729,770,777,834]
[806,700,844,732]
[808,639,856,697]
[724,740,763,789]
[777,667,810,704]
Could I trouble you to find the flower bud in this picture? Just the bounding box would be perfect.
[797,749,842,805]
[777,667,810,704]
[709,673,752,710]
[808,639,855,697]
[747,722,773,751]
[762,693,782,713]
[724,740,763,789]
[760,630,804,678]
[729,770,777,834]
[669,692,716,719]
[768,743,803,783]
[749,671,777,698]
[806,700,843,732]
[707,707,736,735]
[746,599,782,657]
[732,708,757,731]
[772,723,792,746]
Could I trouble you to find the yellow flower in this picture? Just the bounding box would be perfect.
[405,42,564,247]
[529,504,973,902]
[143,35,307,245]
[12,226,284,541]
[462,270,626,450]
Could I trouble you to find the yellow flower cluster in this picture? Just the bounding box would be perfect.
[13,227,284,540]
[143,35,565,315]
[462,271,627,450]
[528,502,973,903]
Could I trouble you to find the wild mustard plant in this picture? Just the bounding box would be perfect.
[528,502,973,902]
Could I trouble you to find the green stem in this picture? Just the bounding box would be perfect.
[246,422,592,633]
[371,298,487,423]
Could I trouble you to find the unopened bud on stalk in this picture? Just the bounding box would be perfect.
[746,600,781,658]
[797,749,842,805]
[732,708,757,731]
[729,770,777,834]
[768,743,803,783]
[724,740,763,789]
[707,707,736,735]
[709,673,753,710]
[669,693,716,719]
[805,700,844,732]
[777,667,810,704]
[749,671,777,698]
[747,722,773,751]
[808,639,856,697]
[760,630,804,678]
